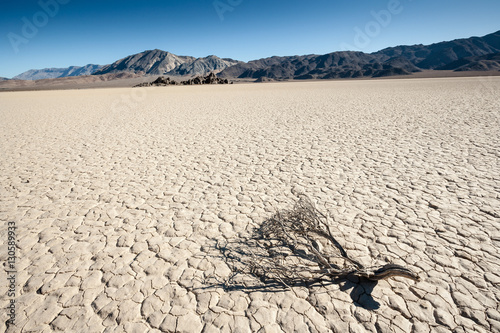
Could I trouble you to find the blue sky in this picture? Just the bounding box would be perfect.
[1,0,499,78]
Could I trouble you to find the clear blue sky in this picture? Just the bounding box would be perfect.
[1,0,499,78]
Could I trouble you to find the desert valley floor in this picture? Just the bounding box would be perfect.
[1,77,499,332]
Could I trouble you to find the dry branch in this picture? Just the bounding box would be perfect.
[221,194,420,288]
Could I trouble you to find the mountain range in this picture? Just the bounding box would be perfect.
[13,64,102,80]
[9,30,500,81]
[218,30,500,80]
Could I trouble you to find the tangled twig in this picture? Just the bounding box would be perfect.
[220,194,420,288]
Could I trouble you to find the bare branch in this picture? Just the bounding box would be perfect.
[220,194,420,288]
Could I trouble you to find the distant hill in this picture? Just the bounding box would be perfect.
[13,64,102,80]
[167,55,241,76]
[437,52,500,71]
[0,77,10,81]
[219,30,500,80]
[93,49,240,76]
[218,51,422,80]
[0,72,146,91]
[373,30,500,69]
[93,49,194,76]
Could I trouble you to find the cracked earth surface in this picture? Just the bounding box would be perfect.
[1,77,499,332]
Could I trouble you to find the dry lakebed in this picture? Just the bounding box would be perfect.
[1,77,499,332]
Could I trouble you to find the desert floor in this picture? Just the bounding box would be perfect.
[1,77,499,333]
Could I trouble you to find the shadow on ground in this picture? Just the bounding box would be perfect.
[198,239,381,311]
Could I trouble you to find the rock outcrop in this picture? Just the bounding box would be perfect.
[181,72,229,85]
[133,72,230,87]
[134,76,178,87]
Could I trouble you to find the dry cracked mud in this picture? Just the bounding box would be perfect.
[1,77,499,332]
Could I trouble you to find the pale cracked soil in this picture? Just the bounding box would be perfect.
[1,77,499,332]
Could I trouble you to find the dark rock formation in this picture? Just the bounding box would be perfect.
[133,72,230,87]
[133,76,176,87]
[254,77,276,82]
[181,72,229,85]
